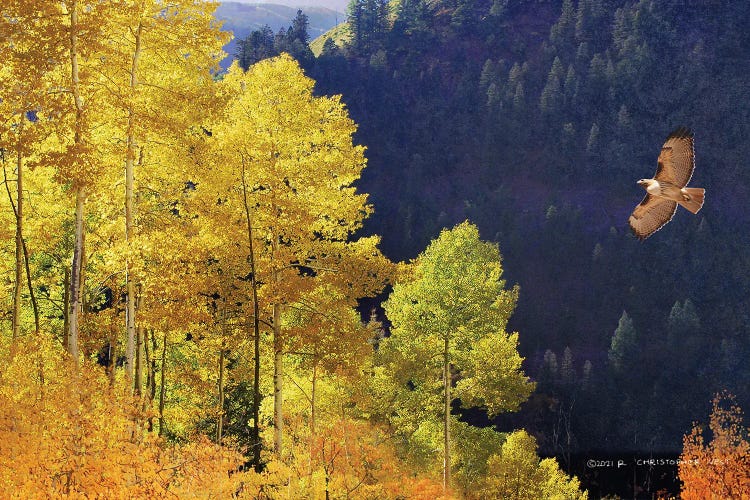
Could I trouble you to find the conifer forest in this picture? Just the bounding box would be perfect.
[1,0,749,498]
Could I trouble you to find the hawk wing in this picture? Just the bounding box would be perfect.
[629,194,678,240]
[654,127,695,188]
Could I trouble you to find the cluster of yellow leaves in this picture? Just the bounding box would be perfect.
[0,335,254,498]
[679,392,750,499]
[244,416,447,499]
[473,430,588,500]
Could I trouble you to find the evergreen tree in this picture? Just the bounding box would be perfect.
[560,346,575,384]
[540,57,565,115]
[608,310,637,373]
[236,25,275,70]
[347,0,389,55]
[550,0,576,53]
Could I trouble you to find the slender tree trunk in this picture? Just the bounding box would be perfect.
[310,361,318,473]
[240,156,263,467]
[144,328,156,432]
[273,303,283,456]
[3,135,39,338]
[217,346,225,444]
[108,337,116,387]
[125,16,143,383]
[22,233,39,334]
[68,186,85,365]
[135,326,143,395]
[311,362,317,435]
[144,328,157,431]
[67,0,86,367]
[443,337,451,493]
[158,330,167,437]
[134,287,143,395]
[63,267,70,340]
[11,122,24,340]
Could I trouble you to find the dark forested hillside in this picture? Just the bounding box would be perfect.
[235,0,750,496]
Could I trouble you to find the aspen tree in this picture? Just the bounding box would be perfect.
[383,221,534,491]
[192,56,391,457]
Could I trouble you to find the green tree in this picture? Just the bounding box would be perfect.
[477,430,588,500]
[608,310,637,373]
[236,25,275,70]
[549,0,576,53]
[540,57,565,115]
[347,0,389,55]
[382,221,534,491]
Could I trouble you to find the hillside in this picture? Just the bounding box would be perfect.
[224,0,349,12]
[301,0,750,496]
[215,2,343,66]
[309,22,350,55]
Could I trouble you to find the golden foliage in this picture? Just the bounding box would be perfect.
[680,392,750,500]
[0,335,253,498]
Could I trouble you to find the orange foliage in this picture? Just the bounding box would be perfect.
[0,335,254,498]
[679,392,750,500]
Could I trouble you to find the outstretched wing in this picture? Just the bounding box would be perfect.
[654,127,695,188]
[628,194,678,240]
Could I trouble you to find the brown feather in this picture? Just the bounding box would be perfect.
[628,195,678,240]
[655,127,695,188]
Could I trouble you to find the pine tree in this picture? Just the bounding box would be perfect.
[549,0,576,53]
[540,57,565,115]
[237,25,276,70]
[608,310,637,373]
[560,346,575,384]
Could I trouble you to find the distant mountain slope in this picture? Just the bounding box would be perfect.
[309,22,350,55]
[215,2,344,66]
[224,0,349,12]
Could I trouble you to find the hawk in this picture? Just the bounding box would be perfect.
[628,127,705,240]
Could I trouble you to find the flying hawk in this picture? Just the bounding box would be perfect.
[628,127,705,240]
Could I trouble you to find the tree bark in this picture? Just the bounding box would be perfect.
[240,156,262,467]
[3,129,39,338]
[68,186,85,365]
[443,336,451,493]
[67,0,86,367]
[124,17,143,383]
[134,286,143,395]
[311,362,318,435]
[217,346,225,444]
[63,267,70,341]
[273,302,283,456]
[22,230,39,334]
[144,328,157,431]
[11,122,24,340]
[158,330,167,437]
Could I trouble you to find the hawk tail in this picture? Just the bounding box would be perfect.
[679,187,705,214]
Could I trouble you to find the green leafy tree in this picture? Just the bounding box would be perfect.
[382,221,534,491]
[477,430,588,500]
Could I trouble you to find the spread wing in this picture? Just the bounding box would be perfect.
[628,194,678,240]
[654,127,695,188]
